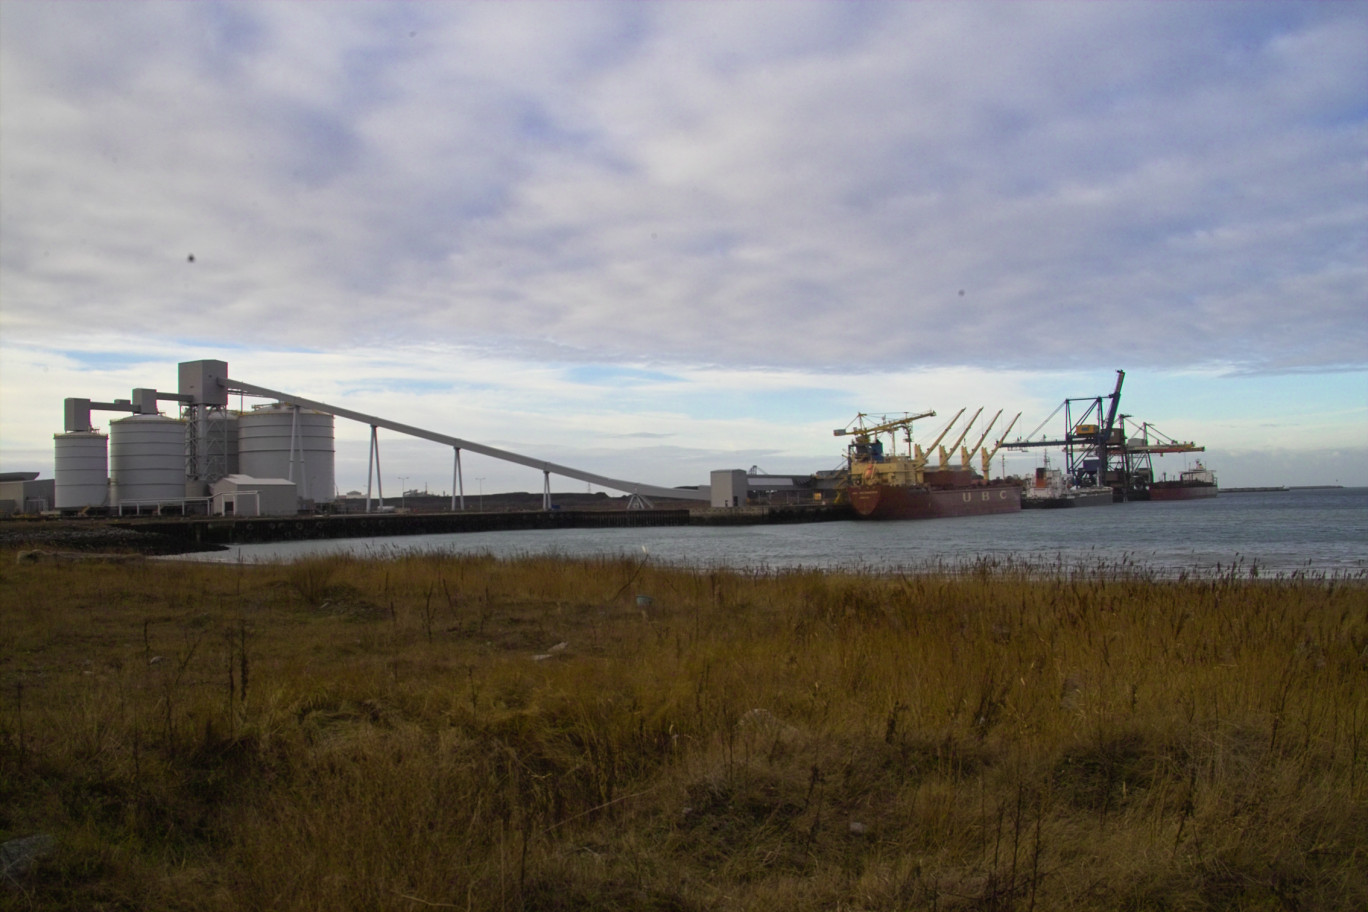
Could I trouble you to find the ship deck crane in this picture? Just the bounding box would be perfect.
[961,410,1002,470]
[939,407,983,469]
[832,410,940,490]
[834,411,937,452]
[980,412,1021,478]
[914,408,966,472]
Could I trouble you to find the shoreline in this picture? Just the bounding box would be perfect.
[0,503,850,556]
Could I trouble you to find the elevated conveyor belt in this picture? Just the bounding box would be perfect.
[223,378,709,503]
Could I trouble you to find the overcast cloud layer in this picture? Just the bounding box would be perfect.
[2,2,1365,491]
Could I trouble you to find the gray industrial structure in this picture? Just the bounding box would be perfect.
[54,359,713,516]
[0,472,55,515]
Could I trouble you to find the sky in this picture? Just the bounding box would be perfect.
[2,1,1365,496]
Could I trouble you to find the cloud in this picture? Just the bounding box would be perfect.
[2,2,1364,490]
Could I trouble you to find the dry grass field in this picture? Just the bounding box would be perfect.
[1,546,1365,910]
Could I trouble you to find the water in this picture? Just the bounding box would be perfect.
[173,488,1368,578]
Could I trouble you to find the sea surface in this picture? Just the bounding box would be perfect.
[173,488,1368,578]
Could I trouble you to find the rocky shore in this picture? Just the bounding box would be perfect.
[0,520,219,556]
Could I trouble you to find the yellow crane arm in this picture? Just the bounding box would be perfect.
[926,408,967,451]
[833,410,936,439]
[981,412,1021,477]
[962,410,1003,468]
[915,407,966,468]
[945,407,983,453]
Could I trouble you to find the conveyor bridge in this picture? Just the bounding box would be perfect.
[220,377,708,511]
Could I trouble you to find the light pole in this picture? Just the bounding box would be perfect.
[398,476,409,510]
[475,477,485,511]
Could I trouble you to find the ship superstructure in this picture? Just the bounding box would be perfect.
[1021,456,1114,508]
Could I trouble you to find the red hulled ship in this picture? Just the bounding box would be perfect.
[1148,462,1218,500]
[836,410,1022,520]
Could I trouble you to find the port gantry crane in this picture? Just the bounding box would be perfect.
[1004,370,1205,499]
[1004,370,1127,494]
[1110,417,1205,494]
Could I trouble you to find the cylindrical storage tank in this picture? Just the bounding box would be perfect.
[109,415,188,506]
[238,406,335,506]
[54,431,109,509]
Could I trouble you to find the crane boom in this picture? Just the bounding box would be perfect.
[962,410,1002,469]
[940,407,983,468]
[1100,370,1125,442]
[915,407,966,470]
[968,410,1003,454]
[981,412,1021,478]
[945,407,982,452]
[833,410,936,439]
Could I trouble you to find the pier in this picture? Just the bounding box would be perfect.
[113,502,852,549]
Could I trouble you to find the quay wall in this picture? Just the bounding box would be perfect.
[118,502,853,548]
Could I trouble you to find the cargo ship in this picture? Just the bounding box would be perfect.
[1021,462,1114,509]
[1148,461,1218,501]
[835,410,1022,520]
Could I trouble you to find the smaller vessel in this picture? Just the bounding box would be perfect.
[1021,459,1114,508]
[1148,461,1218,500]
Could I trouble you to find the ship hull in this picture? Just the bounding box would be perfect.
[1021,487,1115,509]
[1148,482,1218,501]
[848,483,1021,520]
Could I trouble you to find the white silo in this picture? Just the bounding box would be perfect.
[238,406,335,505]
[54,431,109,509]
[215,411,240,477]
[109,414,188,507]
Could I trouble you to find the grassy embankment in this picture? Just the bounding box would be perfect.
[1,548,1365,910]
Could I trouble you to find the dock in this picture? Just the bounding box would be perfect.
[110,502,853,550]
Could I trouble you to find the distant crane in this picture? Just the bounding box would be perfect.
[1005,370,1125,487]
[1005,370,1205,498]
[1113,418,1205,492]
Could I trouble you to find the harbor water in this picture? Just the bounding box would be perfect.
[175,488,1367,578]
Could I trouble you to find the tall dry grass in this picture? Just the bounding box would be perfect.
[1,548,1364,910]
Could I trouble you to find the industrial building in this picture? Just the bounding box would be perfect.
[51,359,714,517]
[0,472,55,515]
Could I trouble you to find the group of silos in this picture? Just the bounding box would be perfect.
[53,406,335,512]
